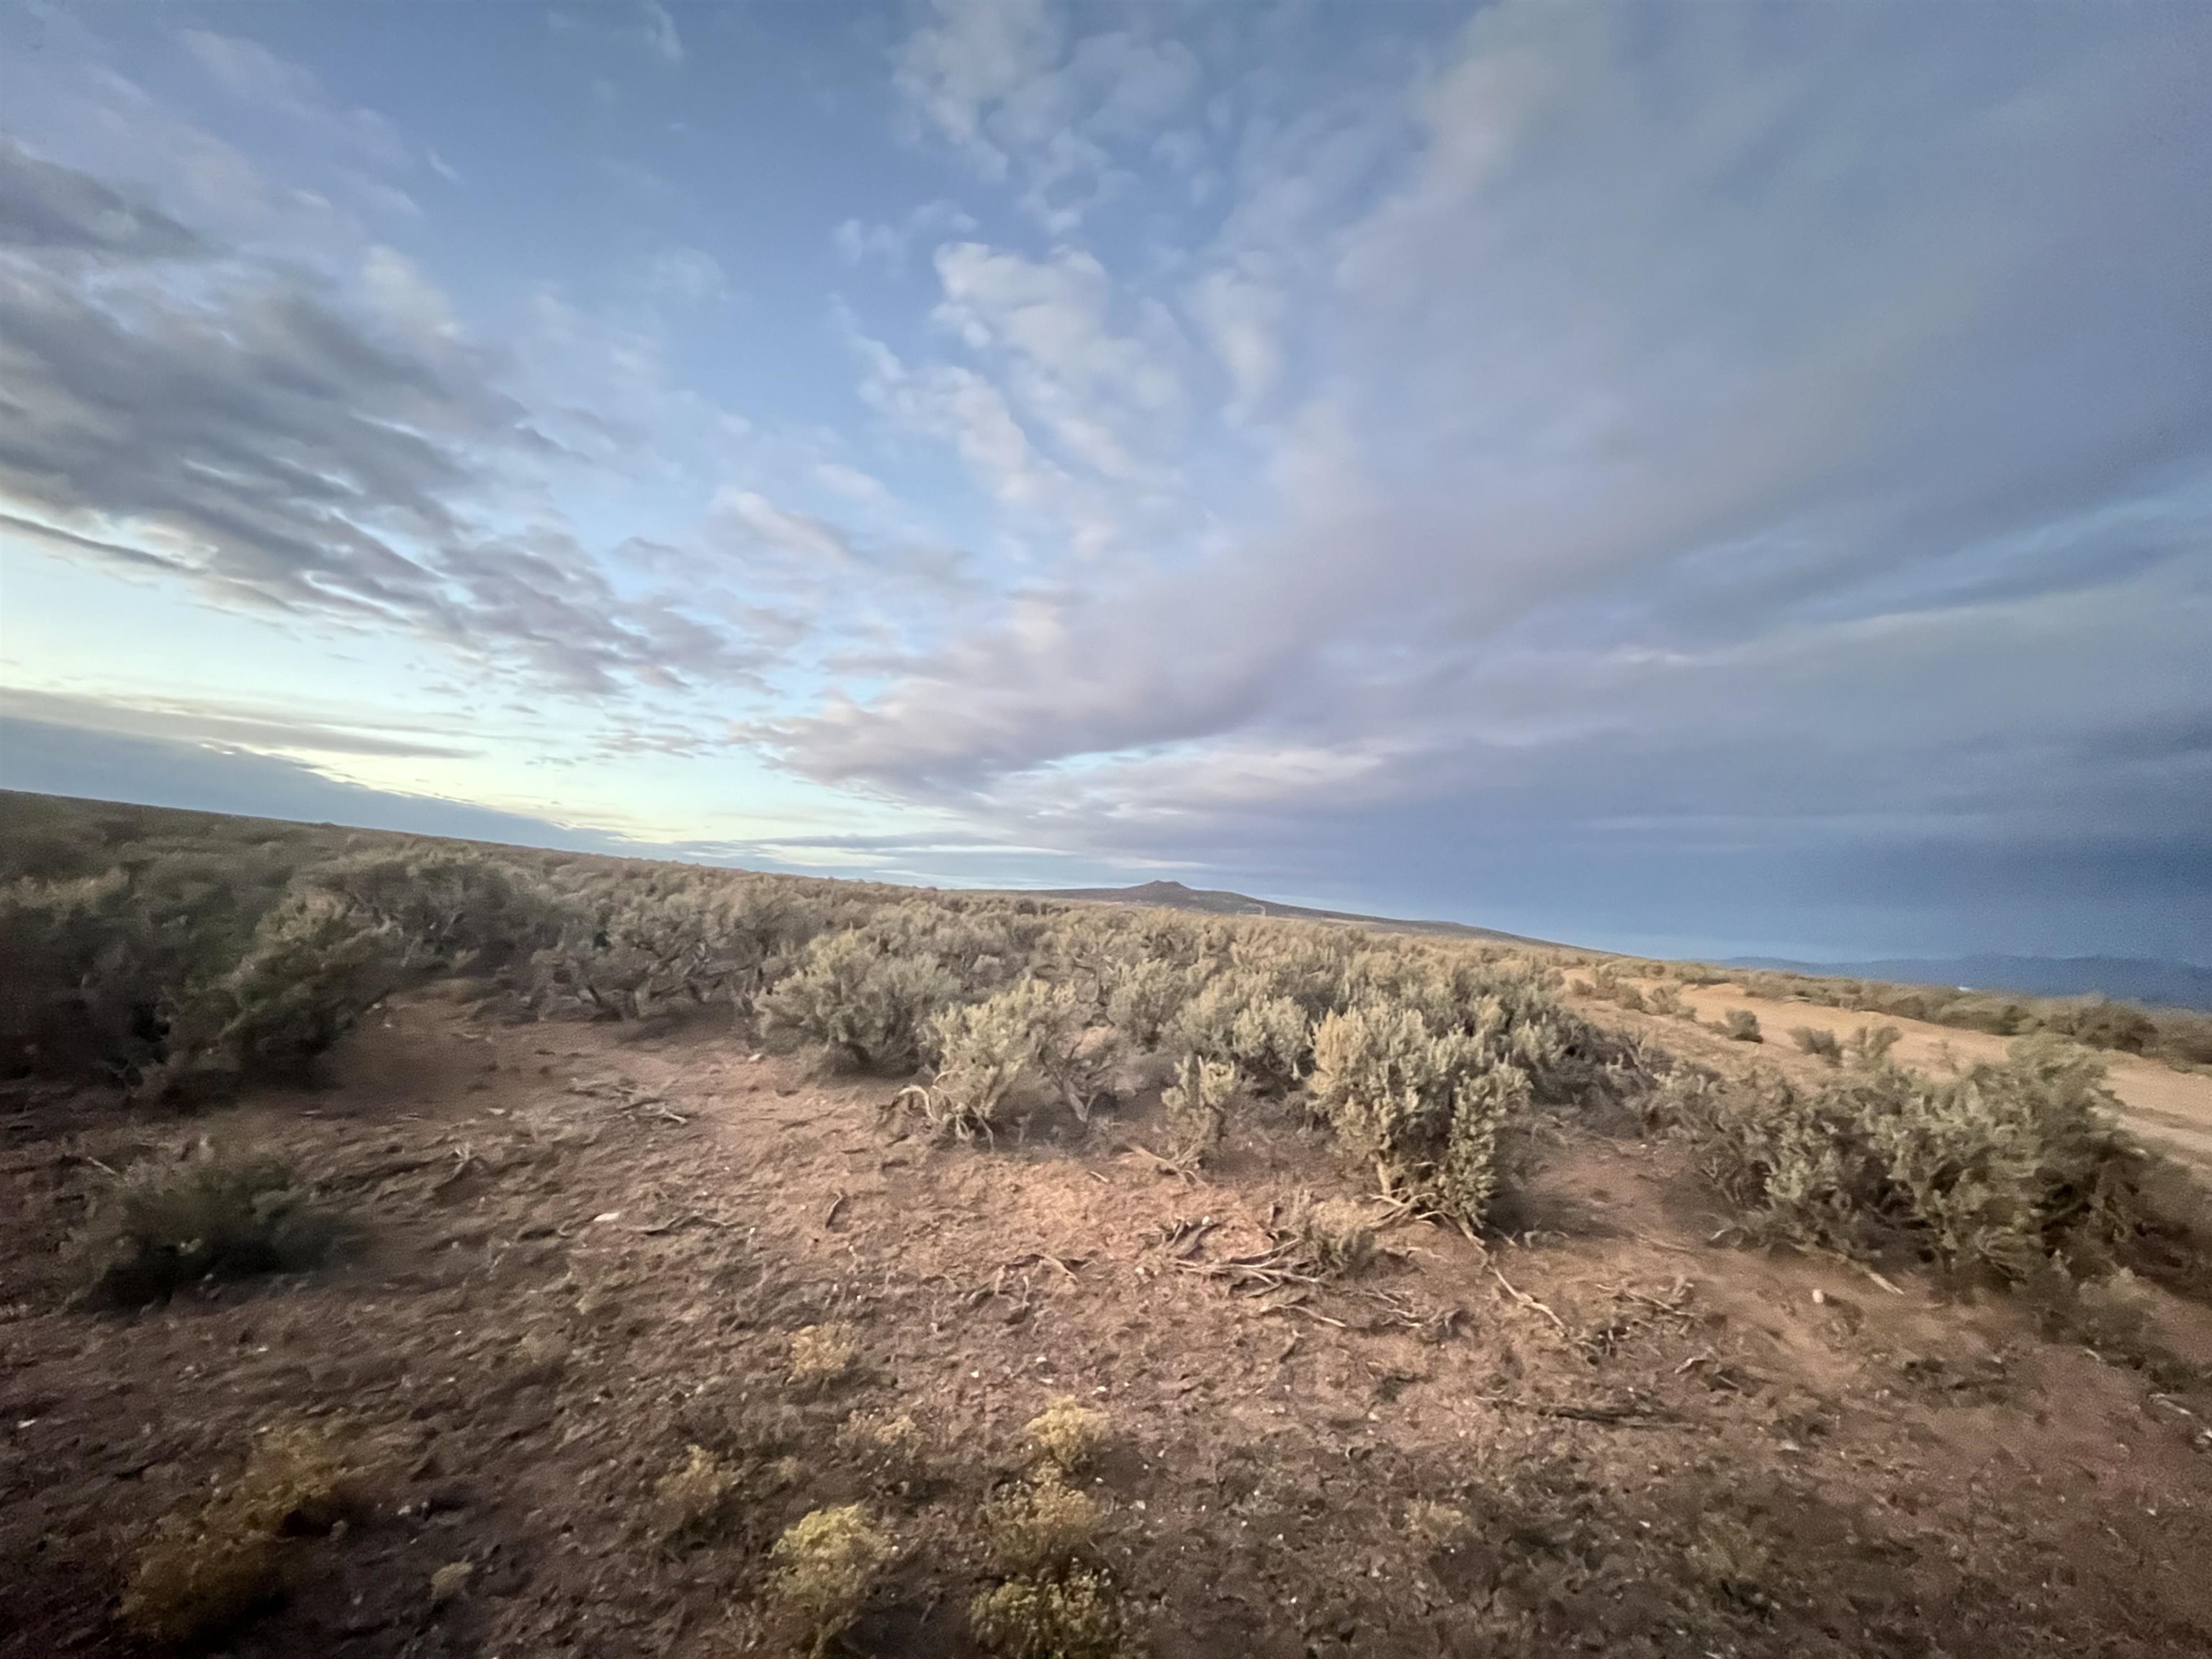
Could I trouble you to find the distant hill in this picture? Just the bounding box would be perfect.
[1025,878,1557,947]
[1726,953,2212,1012]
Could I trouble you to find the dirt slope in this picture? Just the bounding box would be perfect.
[4,989,2210,1658]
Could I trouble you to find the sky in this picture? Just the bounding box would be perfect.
[1,0,2208,964]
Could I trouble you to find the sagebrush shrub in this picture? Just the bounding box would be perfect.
[1723,1009,1763,1043]
[1103,957,1188,1048]
[970,1568,1122,1659]
[788,1323,861,1388]
[121,1426,345,1642]
[1845,1024,1902,1066]
[1023,1395,1110,1476]
[767,1505,892,1656]
[1275,1190,1376,1277]
[77,1142,342,1306]
[1791,1026,1843,1064]
[652,1444,737,1545]
[763,932,960,1071]
[1307,1002,1527,1227]
[982,1473,1105,1574]
[835,1410,926,1487]
[174,891,410,1087]
[921,983,1056,1138]
[1655,1038,2193,1279]
[1161,1051,1237,1167]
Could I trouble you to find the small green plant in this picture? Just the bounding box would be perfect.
[76,1143,342,1306]
[766,1505,892,1656]
[1723,1010,1763,1043]
[788,1323,861,1388]
[1791,1026,1842,1064]
[652,1444,738,1545]
[1023,1395,1110,1477]
[970,1568,1122,1659]
[120,1426,346,1643]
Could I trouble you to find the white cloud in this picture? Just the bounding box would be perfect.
[1183,262,1284,420]
[894,1,1202,230]
[644,245,732,305]
[181,29,410,171]
[814,462,891,505]
[638,0,683,65]
[830,200,976,273]
[932,242,1187,483]
[711,488,854,567]
[894,0,1063,179]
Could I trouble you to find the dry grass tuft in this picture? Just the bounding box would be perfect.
[969,1568,1123,1659]
[1022,1395,1110,1476]
[120,1426,346,1643]
[788,1322,860,1389]
[983,1474,1106,1575]
[652,1444,738,1545]
[765,1504,892,1656]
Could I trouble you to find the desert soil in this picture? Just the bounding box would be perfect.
[4,984,2211,1658]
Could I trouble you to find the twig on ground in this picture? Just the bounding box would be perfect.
[1491,1267,1572,1338]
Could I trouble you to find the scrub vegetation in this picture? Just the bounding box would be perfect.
[3,791,2209,1658]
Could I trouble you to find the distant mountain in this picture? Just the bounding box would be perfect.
[1725,953,2212,1012]
[1026,878,1555,946]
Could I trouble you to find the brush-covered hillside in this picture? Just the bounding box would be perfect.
[3,791,2210,1659]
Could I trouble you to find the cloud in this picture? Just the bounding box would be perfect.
[893,1,1201,228]
[181,29,411,170]
[0,138,204,257]
[1,686,478,760]
[0,714,638,854]
[0,150,770,699]
[1182,261,1283,421]
[932,242,1186,484]
[638,0,684,65]
[644,244,731,305]
[770,0,2203,915]
[712,488,855,567]
[831,199,976,274]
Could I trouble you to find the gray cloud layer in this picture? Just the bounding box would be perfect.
[0,138,764,698]
[760,3,2212,876]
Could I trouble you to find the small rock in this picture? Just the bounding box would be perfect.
[429,1561,474,1606]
